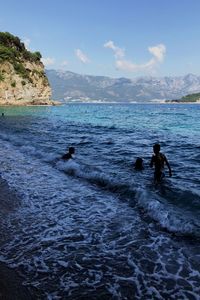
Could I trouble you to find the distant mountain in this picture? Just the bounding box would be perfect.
[46,69,200,103]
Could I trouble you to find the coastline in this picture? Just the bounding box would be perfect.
[0,99,200,106]
[166,101,200,104]
[0,99,61,106]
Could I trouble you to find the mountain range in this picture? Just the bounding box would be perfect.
[46,69,200,103]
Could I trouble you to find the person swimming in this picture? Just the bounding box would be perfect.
[134,157,144,171]
[62,147,75,161]
[150,143,172,183]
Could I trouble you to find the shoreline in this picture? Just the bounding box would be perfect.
[0,103,61,107]
[0,101,200,106]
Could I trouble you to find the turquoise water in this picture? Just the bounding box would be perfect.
[2,103,199,134]
[0,103,200,299]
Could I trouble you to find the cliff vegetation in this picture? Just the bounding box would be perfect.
[0,32,56,105]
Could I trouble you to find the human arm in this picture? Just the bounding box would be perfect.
[150,155,154,168]
[164,156,172,177]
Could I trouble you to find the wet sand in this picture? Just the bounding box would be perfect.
[0,177,35,299]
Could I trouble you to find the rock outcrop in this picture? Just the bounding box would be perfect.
[0,32,57,105]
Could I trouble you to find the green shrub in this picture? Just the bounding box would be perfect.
[0,32,47,85]
[21,80,26,85]
[11,81,16,87]
[0,32,43,63]
[0,32,23,50]
[13,62,28,78]
[32,69,44,78]
[0,72,4,81]
[0,45,17,61]
[29,51,42,61]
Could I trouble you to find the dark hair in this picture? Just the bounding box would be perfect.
[153,143,160,152]
[69,147,75,154]
[134,157,144,170]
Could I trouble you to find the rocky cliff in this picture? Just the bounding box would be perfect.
[0,32,56,105]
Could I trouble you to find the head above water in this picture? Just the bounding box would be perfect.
[134,157,144,170]
[68,147,75,154]
[153,143,160,154]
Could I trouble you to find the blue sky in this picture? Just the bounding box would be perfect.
[1,0,200,78]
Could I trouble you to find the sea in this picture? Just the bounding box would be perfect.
[0,103,200,299]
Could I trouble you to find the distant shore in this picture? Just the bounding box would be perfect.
[0,99,61,106]
[0,100,200,107]
[62,101,200,104]
[166,101,200,104]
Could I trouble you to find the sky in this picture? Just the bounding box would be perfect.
[1,0,200,78]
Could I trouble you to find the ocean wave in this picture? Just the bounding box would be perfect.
[136,187,200,237]
[55,159,137,198]
[1,104,200,298]
[54,159,200,237]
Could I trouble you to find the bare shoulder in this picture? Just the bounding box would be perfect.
[160,152,166,158]
[161,153,168,162]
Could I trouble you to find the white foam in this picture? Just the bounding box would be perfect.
[0,139,144,297]
[136,187,200,236]
[56,159,81,175]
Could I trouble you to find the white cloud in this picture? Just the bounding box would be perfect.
[116,58,155,72]
[104,40,125,58]
[75,49,90,63]
[148,44,166,62]
[22,38,31,50]
[41,57,55,66]
[104,40,166,73]
[116,60,140,72]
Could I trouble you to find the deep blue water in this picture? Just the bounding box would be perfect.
[0,103,200,299]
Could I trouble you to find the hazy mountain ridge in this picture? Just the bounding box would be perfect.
[46,69,200,103]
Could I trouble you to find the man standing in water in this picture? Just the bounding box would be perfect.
[150,143,172,183]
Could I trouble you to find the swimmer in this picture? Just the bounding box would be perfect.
[62,147,75,161]
[134,157,144,171]
[150,143,172,183]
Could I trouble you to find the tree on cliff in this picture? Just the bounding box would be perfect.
[0,32,42,64]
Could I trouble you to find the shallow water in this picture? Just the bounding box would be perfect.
[0,103,200,299]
